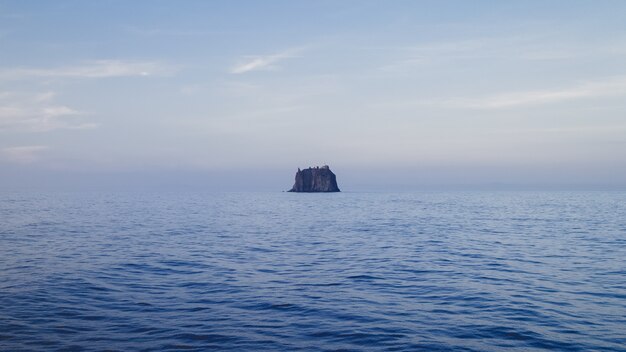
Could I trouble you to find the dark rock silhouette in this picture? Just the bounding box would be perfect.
[289,165,340,192]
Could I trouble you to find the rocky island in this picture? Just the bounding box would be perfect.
[288,165,341,192]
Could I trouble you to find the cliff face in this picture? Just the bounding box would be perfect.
[289,166,340,192]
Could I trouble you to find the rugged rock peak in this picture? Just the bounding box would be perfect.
[288,165,340,192]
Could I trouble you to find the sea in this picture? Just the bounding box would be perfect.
[1,191,625,351]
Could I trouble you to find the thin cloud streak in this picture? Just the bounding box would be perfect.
[468,76,626,109]
[376,76,626,110]
[1,145,49,164]
[378,35,626,72]
[230,47,304,74]
[0,60,175,80]
[0,91,98,132]
[124,25,224,37]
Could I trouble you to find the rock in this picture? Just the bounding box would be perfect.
[288,165,340,192]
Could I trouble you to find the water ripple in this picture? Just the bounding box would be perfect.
[1,191,625,351]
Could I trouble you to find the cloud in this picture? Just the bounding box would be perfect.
[377,38,513,72]
[378,34,626,73]
[375,76,626,110]
[124,25,218,37]
[0,91,98,132]
[230,47,303,74]
[1,145,49,164]
[0,60,175,80]
[465,76,626,109]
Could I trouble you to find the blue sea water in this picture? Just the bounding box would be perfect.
[1,191,625,351]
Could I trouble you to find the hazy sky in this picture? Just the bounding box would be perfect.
[2,1,626,190]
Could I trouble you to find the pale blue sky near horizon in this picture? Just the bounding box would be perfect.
[1,0,626,190]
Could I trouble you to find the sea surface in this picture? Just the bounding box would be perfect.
[1,191,625,351]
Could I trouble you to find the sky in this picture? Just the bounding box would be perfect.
[1,0,626,190]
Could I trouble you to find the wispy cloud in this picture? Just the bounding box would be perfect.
[1,145,49,164]
[230,47,304,74]
[0,91,98,131]
[378,38,513,72]
[378,35,626,72]
[464,76,626,109]
[0,60,175,80]
[124,25,220,37]
[375,76,626,110]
